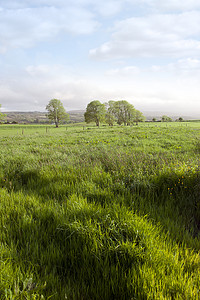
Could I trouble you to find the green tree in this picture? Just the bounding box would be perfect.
[105,111,115,126]
[0,105,6,123]
[161,115,172,122]
[134,109,145,125]
[107,100,136,126]
[46,99,69,127]
[105,101,116,126]
[84,100,106,127]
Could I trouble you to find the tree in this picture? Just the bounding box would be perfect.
[133,109,145,125]
[105,101,116,126]
[105,110,115,126]
[0,105,6,123]
[84,100,106,127]
[46,99,69,127]
[161,115,172,122]
[106,100,136,126]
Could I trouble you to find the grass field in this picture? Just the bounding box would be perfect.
[0,122,200,299]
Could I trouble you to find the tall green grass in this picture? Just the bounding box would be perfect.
[0,123,200,299]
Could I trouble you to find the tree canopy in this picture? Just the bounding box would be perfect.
[106,100,145,126]
[84,100,145,126]
[84,100,106,126]
[161,115,172,122]
[46,99,69,127]
[134,109,146,125]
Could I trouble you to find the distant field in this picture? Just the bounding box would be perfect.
[0,122,200,299]
[0,120,199,136]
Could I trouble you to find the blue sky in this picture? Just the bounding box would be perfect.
[0,0,200,116]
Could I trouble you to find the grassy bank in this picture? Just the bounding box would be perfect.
[0,123,200,299]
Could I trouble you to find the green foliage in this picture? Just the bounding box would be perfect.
[105,100,145,126]
[0,104,7,123]
[0,122,200,299]
[134,109,146,124]
[84,100,106,126]
[105,107,115,126]
[107,100,135,125]
[46,99,69,127]
[161,115,172,122]
[84,100,144,126]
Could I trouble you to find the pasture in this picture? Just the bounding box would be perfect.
[0,122,200,299]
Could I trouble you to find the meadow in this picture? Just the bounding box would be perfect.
[0,122,200,299]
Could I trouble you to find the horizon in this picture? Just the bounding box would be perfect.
[0,1,200,116]
[3,108,200,120]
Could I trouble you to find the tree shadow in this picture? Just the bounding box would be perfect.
[124,170,200,244]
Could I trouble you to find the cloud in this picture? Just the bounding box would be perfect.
[0,0,125,16]
[102,57,200,116]
[160,58,200,76]
[106,66,140,76]
[0,0,200,117]
[1,61,200,116]
[5,0,200,55]
[0,5,99,53]
[143,0,200,12]
[0,63,104,111]
[90,11,200,60]
[125,58,200,75]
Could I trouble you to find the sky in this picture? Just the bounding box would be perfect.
[0,0,200,116]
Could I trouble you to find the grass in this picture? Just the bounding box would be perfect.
[0,122,200,299]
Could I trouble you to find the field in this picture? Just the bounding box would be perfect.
[0,122,200,299]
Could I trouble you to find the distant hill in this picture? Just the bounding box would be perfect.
[4,110,85,124]
[67,110,85,123]
[142,111,200,121]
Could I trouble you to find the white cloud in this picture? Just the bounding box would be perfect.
[1,0,200,16]
[0,5,98,53]
[102,57,200,116]
[25,65,53,77]
[1,0,200,116]
[0,63,103,111]
[0,0,124,16]
[92,0,123,17]
[106,66,140,76]
[105,57,200,79]
[1,61,200,116]
[90,12,200,60]
[143,0,200,12]
[155,58,200,78]
[4,0,200,55]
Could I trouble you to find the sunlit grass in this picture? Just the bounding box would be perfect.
[0,122,200,299]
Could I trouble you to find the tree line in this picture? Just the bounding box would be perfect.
[84,100,145,127]
[0,99,184,127]
[45,99,145,127]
